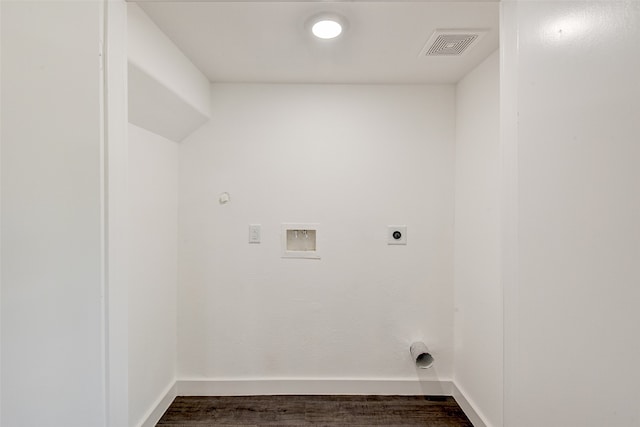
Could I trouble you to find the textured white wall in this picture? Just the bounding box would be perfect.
[128,124,179,426]
[453,50,502,427]
[178,84,455,385]
[502,2,640,426]
[1,2,106,425]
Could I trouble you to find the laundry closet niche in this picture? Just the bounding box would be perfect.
[125,2,501,427]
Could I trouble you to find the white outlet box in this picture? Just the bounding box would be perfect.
[388,225,407,245]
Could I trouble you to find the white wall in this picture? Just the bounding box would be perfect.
[501,2,640,426]
[1,2,106,425]
[127,3,210,118]
[105,2,130,425]
[178,84,456,387]
[454,50,502,427]
[128,124,179,426]
[127,3,210,142]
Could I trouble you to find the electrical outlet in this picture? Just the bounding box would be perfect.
[388,225,407,245]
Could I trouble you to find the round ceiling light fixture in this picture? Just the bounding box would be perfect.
[309,14,347,40]
[312,19,342,39]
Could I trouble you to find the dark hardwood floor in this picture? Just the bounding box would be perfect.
[156,395,473,426]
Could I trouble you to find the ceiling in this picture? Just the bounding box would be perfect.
[136,1,499,84]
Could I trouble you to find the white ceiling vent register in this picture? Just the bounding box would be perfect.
[419,29,488,57]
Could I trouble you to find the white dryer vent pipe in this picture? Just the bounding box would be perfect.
[410,342,434,369]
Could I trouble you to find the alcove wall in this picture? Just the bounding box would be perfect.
[125,4,501,426]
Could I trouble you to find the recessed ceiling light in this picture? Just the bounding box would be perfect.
[307,13,347,40]
[312,19,343,39]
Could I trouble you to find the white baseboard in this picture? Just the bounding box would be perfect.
[177,378,453,396]
[140,379,488,427]
[451,383,490,427]
[137,381,178,427]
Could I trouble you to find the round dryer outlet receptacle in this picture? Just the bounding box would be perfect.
[388,225,407,245]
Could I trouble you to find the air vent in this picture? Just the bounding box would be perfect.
[419,29,487,57]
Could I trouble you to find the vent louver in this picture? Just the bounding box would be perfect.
[420,30,487,57]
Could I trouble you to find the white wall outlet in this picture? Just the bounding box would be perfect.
[248,224,261,243]
[388,225,407,245]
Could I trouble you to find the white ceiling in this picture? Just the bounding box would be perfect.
[136,1,499,84]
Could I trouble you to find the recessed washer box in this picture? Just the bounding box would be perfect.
[281,223,320,259]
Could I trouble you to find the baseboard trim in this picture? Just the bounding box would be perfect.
[177,379,453,396]
[451,383,490,427]
[137,381,178,427]
[139,380,491,426]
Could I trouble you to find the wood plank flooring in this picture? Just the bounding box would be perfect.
[156,395,473,426]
